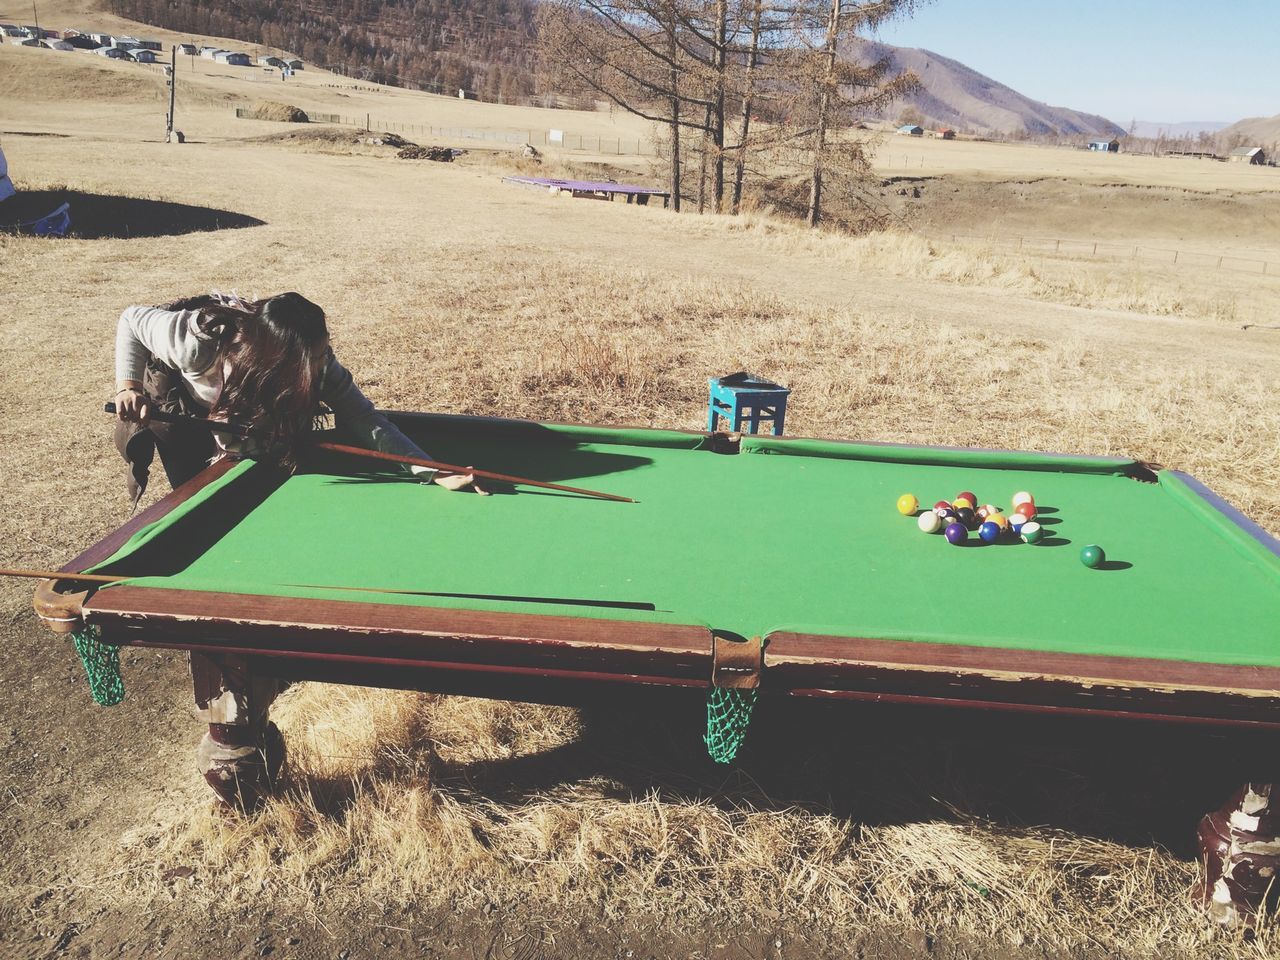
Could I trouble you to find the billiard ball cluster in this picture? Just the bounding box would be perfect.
[899,489,1043,545]
[898,490,1105,567]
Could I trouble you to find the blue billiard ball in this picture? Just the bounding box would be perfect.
[979,520,1002,544]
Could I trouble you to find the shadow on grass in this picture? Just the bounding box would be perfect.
[422,692,1274,856]
[0,189,265,238]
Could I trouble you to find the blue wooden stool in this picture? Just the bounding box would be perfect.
[707,372,790,435]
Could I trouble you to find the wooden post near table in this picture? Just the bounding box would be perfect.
[1198,783,1280,926]
[191,652,285,810]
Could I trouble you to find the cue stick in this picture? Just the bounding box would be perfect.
[0,568,125,584]
[0,568,654,611]
[311,441,634,503]
[103,403,634,503]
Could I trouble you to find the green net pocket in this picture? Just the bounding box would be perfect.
[70,625,125,706]
[705,686,758,764]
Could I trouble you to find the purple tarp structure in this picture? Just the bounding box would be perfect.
[503,175,670,208]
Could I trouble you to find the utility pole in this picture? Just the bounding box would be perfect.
[31,1,39,38]
[165,45,177,142]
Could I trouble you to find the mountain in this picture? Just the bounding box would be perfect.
[1128,120,1231,139]
[849,40,1125,138]
[1217,114,1280,146]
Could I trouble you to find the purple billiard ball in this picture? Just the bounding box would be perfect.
[979,520,1001,544]
[944,522,968,545]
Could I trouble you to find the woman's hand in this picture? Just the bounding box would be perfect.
[435,469,490,495]
[115,388,151,426]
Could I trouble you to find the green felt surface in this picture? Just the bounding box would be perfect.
[92,422,1280,667]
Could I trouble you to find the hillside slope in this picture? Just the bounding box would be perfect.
[1218,113,1280,147]
[110,0,539,100]
[851,39,1124,138]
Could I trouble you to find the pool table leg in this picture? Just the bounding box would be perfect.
[1198,782,1280,926]
[191,652,285,810]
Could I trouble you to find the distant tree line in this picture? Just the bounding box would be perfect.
[107,0,541,102]
[539,1,922,227]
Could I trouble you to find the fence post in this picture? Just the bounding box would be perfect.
[1174,250,1178,264]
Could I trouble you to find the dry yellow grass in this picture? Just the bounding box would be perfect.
[3,19,1280,956]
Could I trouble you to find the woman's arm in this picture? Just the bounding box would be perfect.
[116,305,218,386]
[319,357,485,492]
[319,356,438,481]
[115,305,219,423]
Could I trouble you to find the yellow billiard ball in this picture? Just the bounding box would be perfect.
[897,494,919,516]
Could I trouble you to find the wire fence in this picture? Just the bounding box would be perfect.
[233,108,658,156]
[946,233,1280,276]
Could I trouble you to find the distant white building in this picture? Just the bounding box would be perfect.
[93,46,127,59]
[214,51,251,66]
[89,32,114,46]
[200,47,224,59]
[285,58,303,70]
[129,49,159,63]
[177,43,198,55]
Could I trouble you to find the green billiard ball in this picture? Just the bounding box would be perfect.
[1020,521,1044,544]
[1080,544,1105,568]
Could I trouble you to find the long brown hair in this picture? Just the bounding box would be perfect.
[202,292,329,471]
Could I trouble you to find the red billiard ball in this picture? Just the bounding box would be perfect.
[956,491,977,509]
[1015,502,1037,520]
[934,500,952,514]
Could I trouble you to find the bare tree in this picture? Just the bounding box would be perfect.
[539,0,924,225]
[792,0,921,227]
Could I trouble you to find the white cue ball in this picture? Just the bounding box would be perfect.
[918,511,943,534]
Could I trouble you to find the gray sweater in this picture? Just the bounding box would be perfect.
[116,305,435,477]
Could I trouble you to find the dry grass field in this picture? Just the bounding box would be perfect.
[3,12,1280,959]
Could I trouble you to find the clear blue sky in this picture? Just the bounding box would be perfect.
[872,1,1279,124]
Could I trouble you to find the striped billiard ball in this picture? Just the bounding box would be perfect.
[1021,522,1044,544]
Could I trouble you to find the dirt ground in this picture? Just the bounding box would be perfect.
[3,8,1280,958]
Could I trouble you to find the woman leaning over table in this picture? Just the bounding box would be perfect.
[112,291,485,504]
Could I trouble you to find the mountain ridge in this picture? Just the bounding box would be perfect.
[1218,114,1280,147]
[851,40,1124,138]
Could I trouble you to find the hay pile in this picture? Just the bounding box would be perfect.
[248,101,309,123]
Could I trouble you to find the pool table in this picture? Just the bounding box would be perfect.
[34,412,1280,921]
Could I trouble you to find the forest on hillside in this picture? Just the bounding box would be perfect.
[107,0,542,101]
